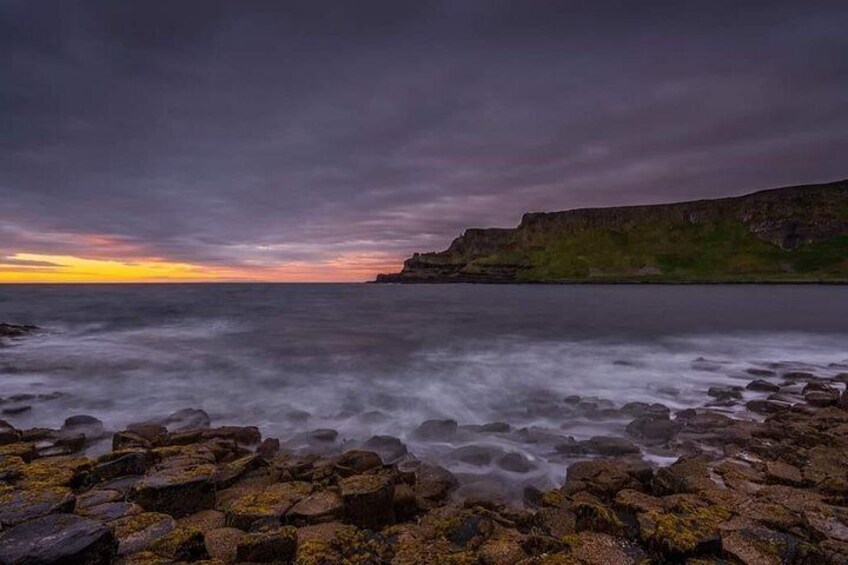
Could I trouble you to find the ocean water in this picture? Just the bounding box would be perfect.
[1,283,847,497]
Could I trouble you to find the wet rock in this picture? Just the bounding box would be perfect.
[235,525,298,562]
[201,425,261,445]
[61,414,106,441]
[161,408,211,431]
[450,444,502,466]
[473,422,512,433]
[77,489,123,510]
[0,420,21,445]
[2,405,31,415]
[362,435,408,463]
[625,414,680,443]
[287,490,344,525]
[0,322,38,338]
[214,453,263,489]
[257,437,280,459]
[309,428,338,442]
[335,449,382,476]
[805,390,838,407]
[225,481,312,530]
[99,475,144,495]
[747,368,777,377]
[565,459,651,498]
[340,474,394,529]
[567,531,647,565]
[585,436,641,456]
[148,525,209,561]
[112,511,176,555]
[746,399,792,414]
[78,501,143,523]
[95,450,155,481]
[782,371,816,380]
[413,463,457,506]
[113,424,169,450]
[131,463,216,517]
[412,419,458,441]
[497,452,536,473]
[0,487,76,526]
[747,379,781,392]
[765,461,804,487]
[0,514,117,565]
[708,385,743,401]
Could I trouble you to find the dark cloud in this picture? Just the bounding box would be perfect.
[2,0,847,277]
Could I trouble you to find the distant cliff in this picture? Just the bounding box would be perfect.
[376,179,848,283]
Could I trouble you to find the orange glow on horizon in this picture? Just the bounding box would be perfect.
[0,252,400,283]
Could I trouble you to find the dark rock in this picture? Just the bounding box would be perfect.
[0,419,21,445]
[226,481,312,530]
[362,435,408,463]
[308,428,338,442]
[131,464,216,517]
[161,408,211,431]
[149,526,209,561]
[413,464,457,506]
[215,454,264,489]
[746,399,792,414]
[95,451,154,481]
[707,386,743,400]
[620,402,670,418]
[61,414,106,442]
[340,474,395,529]
[564,395,582,404]
[335,450,382,476]
[412,419,458,441]
[782,371,816,380]
[78,501,143,523]
[565,459,651,498]
[112,511,176,555]
[0,514,117,565]
[449,444,502,466]
[235,526,298,563]
[287,490,343,525]
[2,405,32,415]
[475,422,511,433]
[202,425,261,445]
[806,390,838,407]
[0,488,76,526]
[747,379,781,392]
[584,436,641,456]
[257,438,280,459]
[625,414,680,442]
[497,452,536,473]
[747,368,777,377]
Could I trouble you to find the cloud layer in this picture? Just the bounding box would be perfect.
[2,1,847,280]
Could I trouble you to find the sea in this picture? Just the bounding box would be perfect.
[1,283,846,498]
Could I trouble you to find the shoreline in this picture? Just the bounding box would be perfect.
[2,328,848,562]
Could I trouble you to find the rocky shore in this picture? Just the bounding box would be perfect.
[2,359,848,564]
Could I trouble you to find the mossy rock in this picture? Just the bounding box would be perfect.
[638,503,732,558]
[149,525,209,560]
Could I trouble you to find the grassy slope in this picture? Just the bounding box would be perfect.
[467,220,848,282]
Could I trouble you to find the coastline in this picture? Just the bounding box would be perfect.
[2,325,848,563]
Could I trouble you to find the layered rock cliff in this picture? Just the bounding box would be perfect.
[376,179,848,283]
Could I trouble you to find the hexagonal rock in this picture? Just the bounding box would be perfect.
[225,481,312,530]
[95,450,155,481]
[340,474,395,529]
[0,514,118,565]
[78,501,144,523]
[148,526,209,561]
[0,487,76,527]
[287,490,344,525]
[335,450,382,476]
[235,526,298,563]
[131,463,216,517]
[112,512,176,555]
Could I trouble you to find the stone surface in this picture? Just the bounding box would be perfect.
[131,463,216,517]
[0,514,117,565]
[235,526,298,562]
[287,490,344,525]
[340,474,394,529]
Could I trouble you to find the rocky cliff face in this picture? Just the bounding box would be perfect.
[376,179,848,283]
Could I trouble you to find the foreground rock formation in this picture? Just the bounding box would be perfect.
[2,368,848,563]
[376,179,848,283]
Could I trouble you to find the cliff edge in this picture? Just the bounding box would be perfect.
[376,179,848,283]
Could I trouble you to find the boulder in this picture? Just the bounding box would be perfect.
[0,419,22,445]
[78,501,143,523]
[131,464,216,517]
[0,514,117,565]
[747,379,781,393]
[287,490,344,525]
[95,450,155,481]
[412,419,458,441]
[161,408,211,431]
[707,386,743,401]
[235,526,298,562]
[340,474,395,529]
[413,463,457,506]
[225,481,312,530]
[746,399,792,414]
[625,414,680,443]
[112,512,176,555]
[0,487,76,526]
[335,449,382,476]
[362,435,408,463]
[565,459,650,498]
[497,452,536,473]
[148,526,208,561]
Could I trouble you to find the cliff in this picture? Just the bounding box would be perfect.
[375,179,848,283]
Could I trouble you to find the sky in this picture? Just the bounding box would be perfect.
[2,1,847,282]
